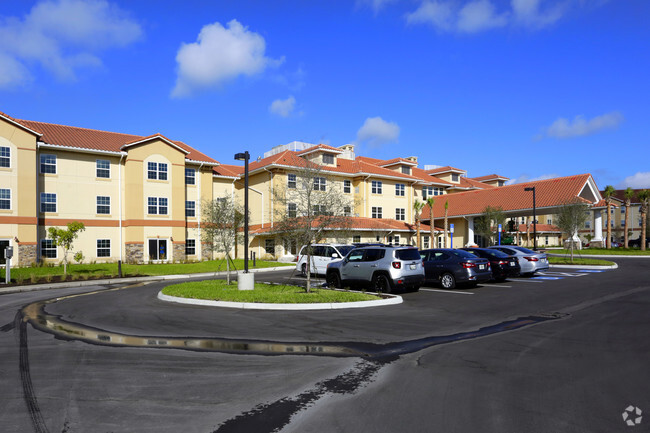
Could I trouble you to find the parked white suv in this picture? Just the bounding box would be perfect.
[296,244,356,276]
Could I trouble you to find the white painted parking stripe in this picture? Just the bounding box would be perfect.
[420,288,474,295]
[538,271,587,277]
[513,279,544,283]
[486,284,512,288]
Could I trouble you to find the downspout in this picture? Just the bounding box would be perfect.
[197,162,204,261]
[263,167,274,228]
[119,153,125,262]
[363,174,371,218]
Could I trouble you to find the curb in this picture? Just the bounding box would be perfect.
[157,291,403,311]
[0,266,293,296]
[550,263,618,270]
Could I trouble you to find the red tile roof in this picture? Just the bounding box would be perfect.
[213,164,243,177]
[410,167,453,186]
[248,217,441,235]
[297,143,343,156]
[470,174,509,182]
[425,165,466,175]
[378,157,417,167]
[422,174,596,220]
[16,119,219,164]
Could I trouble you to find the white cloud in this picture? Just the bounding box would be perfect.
[0,0,142,87]
[406,1,454,30]
[511,0,566,28]
[356,117,400,147]
[457,0,508,33]
[357,0,398,14]
[506,173,560,185]
[172,19,282,98]
[617,172,650,189]
[269,95,296,118]
[544,111,624,139]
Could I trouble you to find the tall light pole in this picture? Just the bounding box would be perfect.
[235,151,253,290]
[524,187,537,250]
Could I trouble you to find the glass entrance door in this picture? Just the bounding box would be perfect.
[148,239,167,261]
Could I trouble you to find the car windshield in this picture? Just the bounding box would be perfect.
[449,250,477,258]
[337,246,356,256]
[395,249,421,260]
[485,249,509,258]
[513,247,537,254]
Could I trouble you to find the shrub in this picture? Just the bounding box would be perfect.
[30,274,38,283]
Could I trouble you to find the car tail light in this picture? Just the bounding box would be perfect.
[461,262,476,268]
[498,260,509,265]
[392,261,401,269]
[524,256,539,261]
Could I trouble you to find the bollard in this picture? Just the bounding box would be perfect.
[118,260,122,278]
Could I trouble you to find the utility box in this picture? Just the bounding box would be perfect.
[4,246,13,259]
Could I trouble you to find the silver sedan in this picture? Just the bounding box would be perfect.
[487,246,549,276]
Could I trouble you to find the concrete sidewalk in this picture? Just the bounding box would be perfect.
[0,266,293,296]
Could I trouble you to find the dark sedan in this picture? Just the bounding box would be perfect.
[420,248,492,289]
[460,247,520,282]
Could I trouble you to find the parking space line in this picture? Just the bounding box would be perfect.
[486,284,512,288]
[513,279,544,283]
[420,288,474,295]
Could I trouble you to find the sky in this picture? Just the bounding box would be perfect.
[1,0,649,190]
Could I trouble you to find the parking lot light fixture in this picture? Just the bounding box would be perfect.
[235,151,254,290]
[524,187,537,250]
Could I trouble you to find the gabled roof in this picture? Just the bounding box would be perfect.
[601,188,646,203]
[425,166,467,175]
[248,217,440,235]
[122,134,189,155]
[0,110,42,137]
[16,119,218,164]
[379,157,417,167]
[213,164,243,178]
[470,174,510,182]
[422,174,598,220]
[409,167,453,186]
[297,143,343,156]
[457,177,496,190]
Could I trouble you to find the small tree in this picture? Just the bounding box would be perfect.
[273,159,355,292]
[603,185,615,249]
[638,189,649,251]
[475,206,506,247]
[426,197,436,249]
[623,187,635,248]
[413,200,425,248]
[48,221,85,276]
[201,195,246,284]
[555,199,589,262]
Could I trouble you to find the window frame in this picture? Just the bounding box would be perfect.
[96,196,111,214]
[288,173,297,189]
[372,206,383,219]
[41,239,57,258]
[313,177,326,191]
[185,168,196,185]
[186,239,196,256]
[371,180,383,195]
[343,180,351,194]
[288,203,297,218]
[147,162,168,181]
[96,159,110,178]
[265,239,276,255]
[422,186,433,198]
[395,208,405,221]
[322,154,334,165]
[40,154,56,174]
[451,173,460,182]
[97,239,111,258]
[40,193,57,213]
[0,189,10,210]
[185,200,196,218]
[395,183,405,197]
[147,197,168,215]
[0,146,10,168]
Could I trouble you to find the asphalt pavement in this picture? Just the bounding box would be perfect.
[0,258,648,432]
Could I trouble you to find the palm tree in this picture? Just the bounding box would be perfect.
[426,197,436,249]
[639,189,649,252]
[603,185,615,249]
[413,200,425,249]
[443,200,449,248]
[623,187,635,248]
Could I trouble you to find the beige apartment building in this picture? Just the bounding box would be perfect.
[1,110,611,266]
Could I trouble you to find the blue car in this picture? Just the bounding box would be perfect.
[420,249,492,289]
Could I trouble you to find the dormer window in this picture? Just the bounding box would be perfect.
[401,165,411,175]
[451,173,459,182]
[323,154,334,165]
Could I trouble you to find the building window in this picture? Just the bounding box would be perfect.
[547,218,552,224]
[371,181,383,194]
[396,208,405,221]
[423,236,430,249]
[422,186,433,198]
[323,154,334,164]
[434,187,443,196]
[585,220,591,229]
[451,173,459,182]
[343,180,351,194]
[40,154,56,174]
[0,146,10,167]
[288,203,297,218]
[0,189,10,210]
[313,205,328,216]
[401,166,411,175]
[186,200,196,217]
[265,239,275,255]
[621,207,626,214]
[186,239,196,255]
[344,206,351,216]
[372,206,383,219]
[96,196,110,214]
[148,197,168,215]
[40,193,56,212]
[41,239,57,258]
[545,236,549,246]
[353,235,361,243]
[96,159,110,178]
[148,239,167,261]
[395,183,405,196]
[313,177,326,191]
[147,162,168,180]
[621,220,626,226]
[185,168,195,185]
[97,239,111,257]
[288,174,297,189]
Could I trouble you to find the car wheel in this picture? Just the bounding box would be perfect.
[440,273,456,289]
[326,272,341,289]
[372,274,392,294]
[495,276,506,283]
[300,263,308,277]
[410,286,420,293]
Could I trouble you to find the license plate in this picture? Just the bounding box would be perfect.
[479,264,485,270]
[409,264,416,270]
[510,262,515,266]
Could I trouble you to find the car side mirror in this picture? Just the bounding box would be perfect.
[332,253,339,258]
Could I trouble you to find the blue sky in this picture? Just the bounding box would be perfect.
[1,0,648,189]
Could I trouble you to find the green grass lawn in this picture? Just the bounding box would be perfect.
[0,259,293,285]
[161,280,381,303]
[547,256,615,266]
[549,248,650,256]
